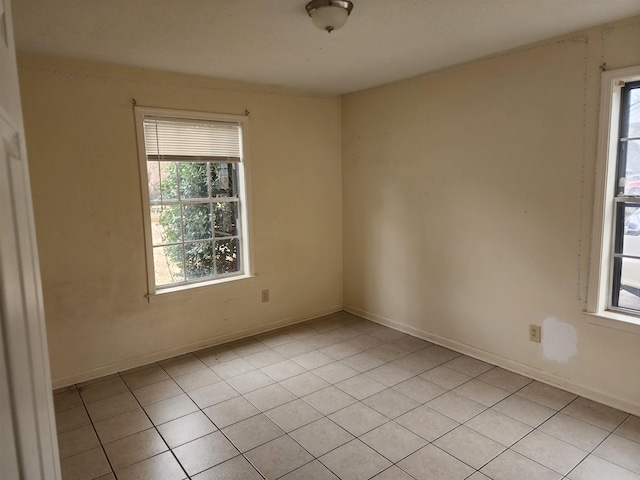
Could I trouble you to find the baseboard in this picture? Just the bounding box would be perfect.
[344,305,640,417]
[51,304,343,389]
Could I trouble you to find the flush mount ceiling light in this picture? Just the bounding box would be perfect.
[306,0,354,33]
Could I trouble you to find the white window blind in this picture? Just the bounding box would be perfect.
[143,117,241,162]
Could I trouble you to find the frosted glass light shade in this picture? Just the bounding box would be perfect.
[306,1,353,33]
[310,5,349,32]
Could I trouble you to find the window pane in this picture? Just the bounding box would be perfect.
[183,204,213,241]
[210,163,237,197]
[147,161,162,203]
[152,205,182,246]
[154,245,184,285]
[623,140,640,190]
[215,238,239,274]
[214,202,239,237]
[621,205,640,243]
[184,241,215,280]
[178,162,208,199]
[617,257,640,311]
[149,162,178,202]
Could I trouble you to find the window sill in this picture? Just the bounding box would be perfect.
[584,310,640,335]
[147,274,256,303]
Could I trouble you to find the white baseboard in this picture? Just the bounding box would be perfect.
[52,305,343,389]
[344,305,640,417]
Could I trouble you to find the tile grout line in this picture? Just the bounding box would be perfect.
[119,365,191,479]
[155,354,267,479]
[220,324,359,479]
[229,323,404,478]
[56,315,639,480]
[88,331,493,478]
[263,335,478,478]
[516,393,633,477]
[74,385,118,480]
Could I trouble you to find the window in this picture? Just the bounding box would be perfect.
[588,66,640,329]
[135,108,251,295]
[611,80,640,313]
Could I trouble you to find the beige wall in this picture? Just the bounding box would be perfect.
[18,16,640,413]
[18,55,343,386]
[342,18,640,414]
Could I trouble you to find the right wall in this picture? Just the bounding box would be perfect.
[342,16,640,415]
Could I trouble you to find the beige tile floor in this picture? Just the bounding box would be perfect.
[53,312,640,480]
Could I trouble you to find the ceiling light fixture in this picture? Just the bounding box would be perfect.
[305,0,353,33]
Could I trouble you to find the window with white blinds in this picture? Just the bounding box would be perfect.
[135,108,250,294]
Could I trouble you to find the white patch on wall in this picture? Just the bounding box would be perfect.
[542,317,577,363]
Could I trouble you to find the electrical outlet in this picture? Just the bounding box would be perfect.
[261,289,269,303]
[529,324,541,343]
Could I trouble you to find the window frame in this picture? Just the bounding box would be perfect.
[134,107,253,299]
[587,65,640,334]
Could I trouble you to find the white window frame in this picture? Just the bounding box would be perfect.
[135,107,253,299]
[586,65,640,334]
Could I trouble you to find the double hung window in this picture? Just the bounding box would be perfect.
[588,67,640,327]
[611,80,640,313]
[135,108,250,294]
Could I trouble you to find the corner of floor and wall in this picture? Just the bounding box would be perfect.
[17,14,640,417]
[340,15,640,417]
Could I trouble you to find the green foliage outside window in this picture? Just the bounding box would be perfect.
[157,162,239,281]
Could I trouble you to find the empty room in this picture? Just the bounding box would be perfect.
[2,1,640,479]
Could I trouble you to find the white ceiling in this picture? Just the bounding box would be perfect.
[12,0,640,96]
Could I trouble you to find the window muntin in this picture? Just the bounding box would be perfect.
[611,81,640,314]
[137,111,249,291]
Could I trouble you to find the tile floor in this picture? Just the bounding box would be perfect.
[53,312,640,480]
